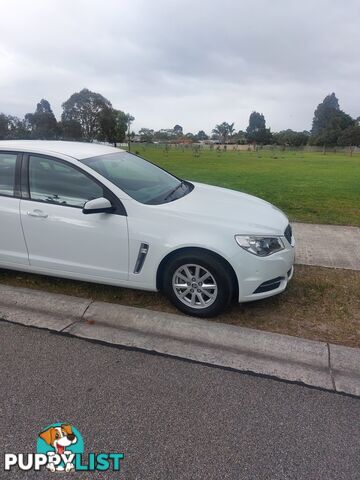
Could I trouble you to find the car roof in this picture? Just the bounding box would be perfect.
[0,140,125,160]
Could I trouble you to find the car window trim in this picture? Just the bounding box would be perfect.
[0,150,22,199]
[21,152,127,216]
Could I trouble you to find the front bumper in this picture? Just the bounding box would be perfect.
[231,245,295,303]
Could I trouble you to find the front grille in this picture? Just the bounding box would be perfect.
[253,276,284,294]
[284,224,292,244]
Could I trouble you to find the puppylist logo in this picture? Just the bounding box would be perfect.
[4,423,124,473]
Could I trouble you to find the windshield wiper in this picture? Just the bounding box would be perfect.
[164,180,187,201]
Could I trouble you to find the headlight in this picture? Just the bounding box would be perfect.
[235,235,285,257]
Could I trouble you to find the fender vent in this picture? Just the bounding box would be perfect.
[134,243,149,274]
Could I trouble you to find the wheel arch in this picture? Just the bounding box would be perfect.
[156,246,239,299]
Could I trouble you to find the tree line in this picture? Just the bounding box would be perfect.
[1,90,359,150]
[0,88,134,146]
[173,93,359,150]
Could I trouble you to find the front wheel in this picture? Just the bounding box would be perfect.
[162,251,234,317]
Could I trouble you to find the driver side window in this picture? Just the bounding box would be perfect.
[29,155,103,208]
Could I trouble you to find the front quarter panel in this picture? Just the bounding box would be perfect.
[124,201,241,288]
[124,197,294,301]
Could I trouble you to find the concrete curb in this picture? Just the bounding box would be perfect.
[0,284,91,330]
[0,284,359,396]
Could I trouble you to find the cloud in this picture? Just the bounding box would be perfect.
[0,0,359,132]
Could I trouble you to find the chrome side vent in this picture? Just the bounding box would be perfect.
[134,243,149,274]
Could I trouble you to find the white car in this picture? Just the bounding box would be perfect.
[0,141,295,317]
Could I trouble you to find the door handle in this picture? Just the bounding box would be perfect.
[27,209,48,219]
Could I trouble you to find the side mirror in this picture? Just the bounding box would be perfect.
[82,197,114,215]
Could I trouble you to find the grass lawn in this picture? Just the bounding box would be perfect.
[132,146,360,226]
[0,266,359,348]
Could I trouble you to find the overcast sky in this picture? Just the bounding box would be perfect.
[0,0,359,133]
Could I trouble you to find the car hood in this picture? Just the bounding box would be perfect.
[158,182,289,235]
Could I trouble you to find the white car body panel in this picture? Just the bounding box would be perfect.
[0,140,117,160]
[0,140,295,303]
[0,196,29,267]
[20,199,129,280]
[123,182,293,289]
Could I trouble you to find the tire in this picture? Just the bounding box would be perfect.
[161,250,234,317]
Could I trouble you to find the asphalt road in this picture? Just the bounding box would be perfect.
[0,321,359,479]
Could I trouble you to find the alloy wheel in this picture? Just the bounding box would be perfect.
[172,263,218,309]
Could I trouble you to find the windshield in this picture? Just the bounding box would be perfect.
[81,152,192,205]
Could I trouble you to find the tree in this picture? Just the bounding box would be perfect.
[36,99,53,115]
[212,123,226,143]
[0,113,29,139]
[153,129,172,142]
[185,132,195,142]
[59,120,83,141]
[212,122,235,143]
[173,124,183,136]
[0,114,9,139]
[273,129,310,147]
[310,93,354,147]
[114,110,129,144]
[98,107,117,144]
[233,130,247,144]
[95,108,131,146]
[61,88,112,141]
[8,116,30,139]
[196,130,209,141]
[337,125,360,155]
[227,122,235,139]
[246,112,272,145]
[25,99,58,139]
[139,128,155,142]
[125,113,135,151]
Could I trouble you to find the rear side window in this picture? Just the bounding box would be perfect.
[29,155,103,208]
[0,153,17,197]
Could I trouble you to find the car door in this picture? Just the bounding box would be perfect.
[0,151,29,267]
[19,153,129,282]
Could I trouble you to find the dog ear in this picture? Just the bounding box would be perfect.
[61,424,73,435]
[39,427,55,445]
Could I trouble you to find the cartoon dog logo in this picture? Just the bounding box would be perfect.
[39,424,77,472]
